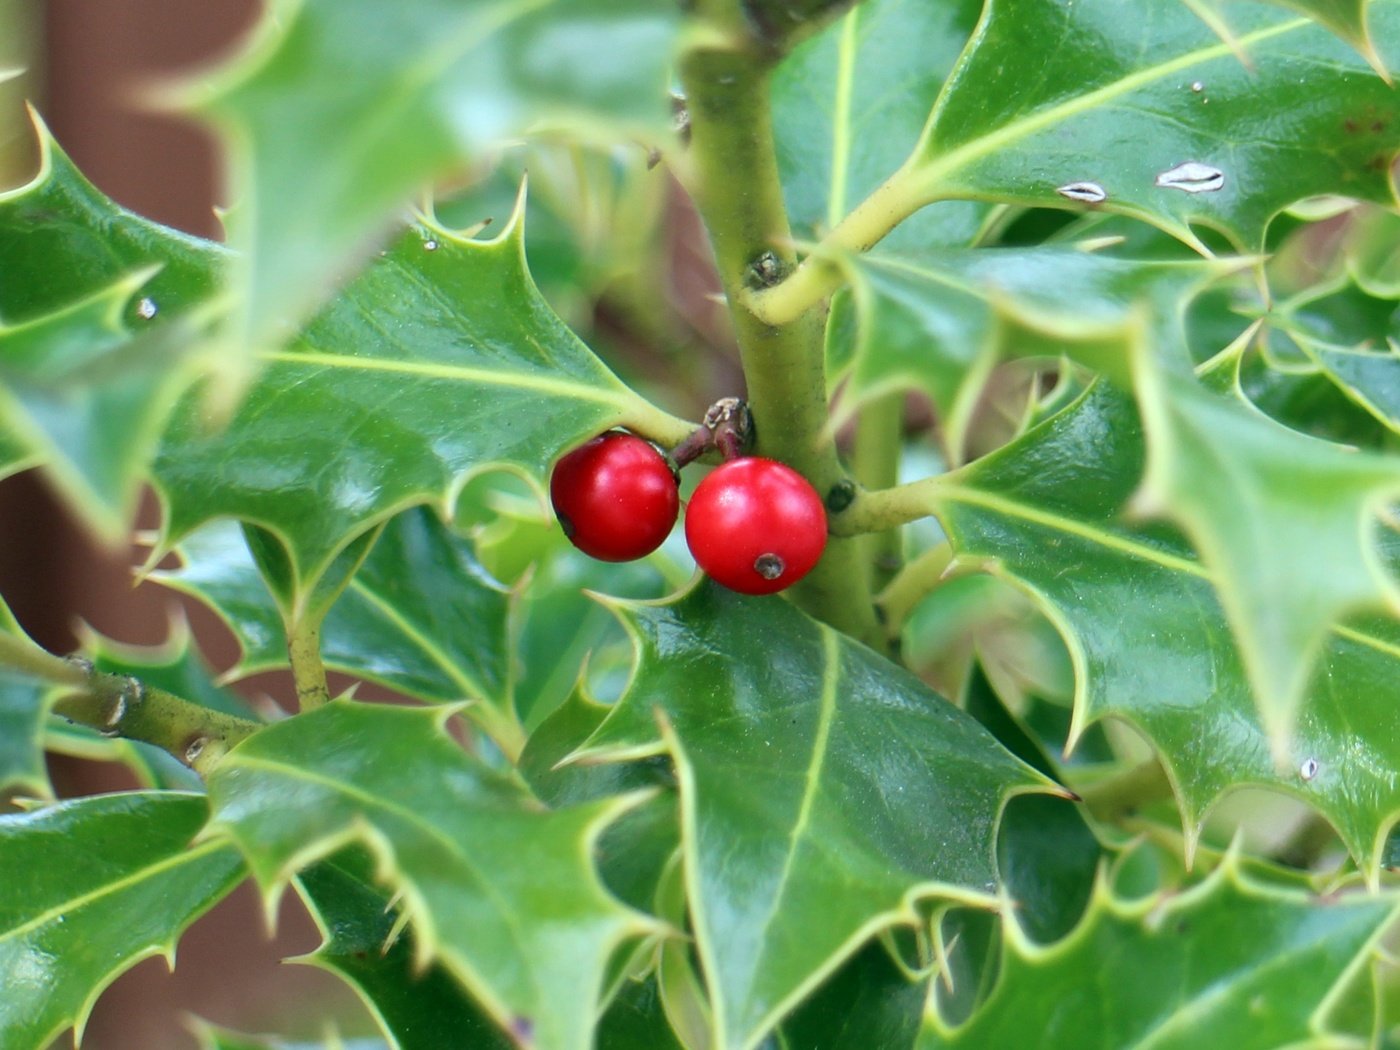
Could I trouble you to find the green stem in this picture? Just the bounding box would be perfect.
[744,161,927,327]
[828,476,946,537]
[288,619,330,711]
[852,392,904,593]
[0,633,261,777]
[469,701,528,766]
[680,37,882,647]
[877,542,953,638]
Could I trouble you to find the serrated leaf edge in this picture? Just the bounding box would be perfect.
[0,791,245,1049]
[908,8,1400,253]
[205,701,667,1044]
[563,583,1060,1050]
[942,471,1400,880]
[922,846,1400,1044]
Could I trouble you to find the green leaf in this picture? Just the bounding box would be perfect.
[0,123,224,540]
[770,0,985,250]
[928,383,1400,875]
[918,859,1397,1049]
[1311,342,1400,432]
[0,599,49,799]
[574,582,1053,1050]
[157,509,513,731]
[0,791,245,1049]
[899,0,1400,251]
[207,701,659,1050]
[595,974,686,1050]
[779,939,925,1050]
[294,849,510,1050]
[1133,355,1400,750]
[826,248,1220,459]
[1192,0,1387,74]
[506,527,680,727]
[154,217,691,604]
[152,521,290,676]
[196,0,680,358]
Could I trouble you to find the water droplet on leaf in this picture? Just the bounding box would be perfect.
[136,297,158,320]
[1299,757,1319,781]
[423,238,439,251]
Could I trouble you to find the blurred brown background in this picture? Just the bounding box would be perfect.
[2,2,367,1046]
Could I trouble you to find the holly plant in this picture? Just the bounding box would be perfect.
[5,0,1400,1048]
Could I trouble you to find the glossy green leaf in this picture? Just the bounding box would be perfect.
[964,671,1102,946]
[207,701,659,1050]
[503,524,681,727]
[918,859,1397,1048]
[0,123,224,539]
[1311,342,1400,431]
[826,248,1222,459]
[770,0,985,250]
[432,142,670,333]
[779,939,925,1050]
[575,582,1053,1050]
[157,509,513,724]
[197,0,679,359]
[1345,206,1400,297]
[0,792,245,1049]
[294,849,509,1050]
[899,0,1400,251]
[153,215,692,603]
[1192,0,1385,72]
[0,599,48,798]
[929,384,1400,874]
[1134,355,1400,749]
[595,974,686,1050]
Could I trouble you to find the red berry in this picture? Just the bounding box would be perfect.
[684,457,827,595]
[550,432,679,561]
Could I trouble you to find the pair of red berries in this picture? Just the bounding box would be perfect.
[549,431,827,595]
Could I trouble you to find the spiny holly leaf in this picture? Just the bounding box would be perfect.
[928,383,1400,876]
[0,792,245,1049]
[918,859,1398,1048]
[206,701,660,1050]
[194,0,680,361]
[0,122,224,540]
[595,974,686,1050]
[573,582,1055,1050]
[1311,342,1400,431]
[826,248,1222,459]
[293,849,509,1050]
[156,510,514,736]
[898,0,1399,251]
[1191,0,1386,73]
[0,598,50,798]
[1345,206,1400,296]
[1133,356,1400,752]
[153,214,692,609]
[779,939,925,1050]
[770,0,985,249]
